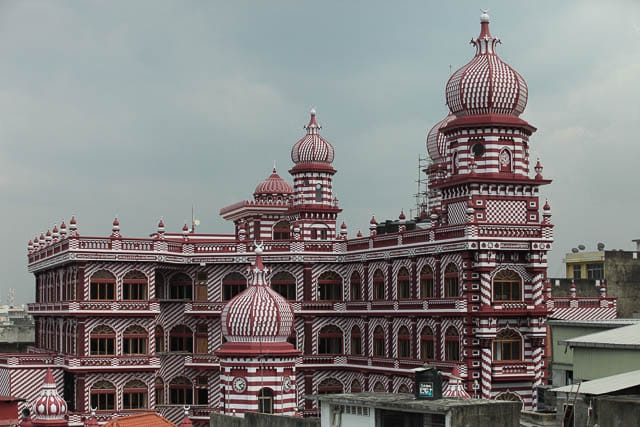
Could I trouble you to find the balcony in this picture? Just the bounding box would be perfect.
[61,355,161,371]
[28,300,160,315]
[491,361,535,378]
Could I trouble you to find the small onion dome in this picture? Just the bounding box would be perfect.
[442,366,471,399]
[340,222,347,230]
[426,113,455,162]
[112,217,120,228]
[45,230,52,243]
[399,210,406,221]
[178,407,194,427]
[445,11,528,117]
[182,224,189,234]
[32,368,67,420]
[221,246,294,343]
[254,167,293,197]
[52,225,59,237]
[290,109,335,168]
[59,221,67,237]
[28,240,34,250]
[158,218,165,231]
[370,216,377,225]
[543,200,551,212]
[69,216,77,226]
[356,230,362,238]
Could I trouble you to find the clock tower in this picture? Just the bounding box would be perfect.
[216,245,300,416]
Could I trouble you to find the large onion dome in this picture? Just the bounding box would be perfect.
[254,167,293,197]
[32,368,67,421]
[426,113,455,162]
[445,11,528,117]
[220,245,294,343]
[290,109,335,167]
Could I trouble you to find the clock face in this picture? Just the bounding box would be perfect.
[282,376,292,392]
[232,377,247,393]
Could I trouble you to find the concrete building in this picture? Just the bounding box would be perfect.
[316,393,520,427]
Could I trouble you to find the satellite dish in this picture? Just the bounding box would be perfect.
[578,244,586,251]
[597,242,605,251]
[571,248,579,253]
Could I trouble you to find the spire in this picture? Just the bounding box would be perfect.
[472,9,500,55]
[305,108,321,135]
[479,9,491,38]
[250,242,269,284]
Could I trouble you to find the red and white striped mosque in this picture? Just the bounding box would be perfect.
[3,11,617,427]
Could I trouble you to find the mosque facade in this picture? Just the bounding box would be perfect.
[8,12,617,426]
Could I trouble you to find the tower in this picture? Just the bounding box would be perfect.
[288,109,342,240]
[216,245,300,416]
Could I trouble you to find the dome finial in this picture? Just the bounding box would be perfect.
[305,107,320,133]
[273,160,277,173]
[479,8,492,38]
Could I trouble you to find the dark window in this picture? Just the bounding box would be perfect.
[90,325,115,356]
[169,325,193,352]
[273,221,291,240]
[444,264,459,298]
[123,325,147,355]
[258,388,274,414]
[155,378,164,405]
[420,326,435,360]
[493,270,522,301]
[318,271,342,301]
[350,271,362,300]
[123,380,147,410]
[222,272,246,301]
[315,184,323,202]
[445,327,460,361]
[472,142,485,157]
[169,377,193,405]
[397,267,411,299]
[318,378,343,394]
[271,271,296,300]
[572,265,582,279]
[90,270,115,300]
[91,381,115,411]
[318,325,343,354]
[373,326,386,357]
[169,273,192,300]
[350,326,362,355]
[123,271,147,300]
[420,265,434,298]
[397,326,411,358]
[493,329,522,361]
[155,325,164,353]
[587,263,604,280]
[373,269,385,300]
[351,379,362,393]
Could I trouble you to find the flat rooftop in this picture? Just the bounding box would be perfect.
[315,392,515,413]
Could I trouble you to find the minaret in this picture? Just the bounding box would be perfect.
[288,109,342,240]
[216,244,300,416]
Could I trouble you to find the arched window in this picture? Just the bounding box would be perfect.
[350,326,362,355]
[499,149,512,173]
[123,325,147,355]
[315,183,323,202]
[90,270,115,300]
[169,377,193,405]
[452,152,459,174]
[196,376,208,405]
[493,270,522,302]
[318,378,343,394]
[258,388,274,414]
[495,391,523,409]
[351,379,362,393]
[271,271,296,300]
[169,325,193,352]
[273,221,291,240]
[90,325,115,356]
[310,224,329,240]
[373,269,385,300]
[493,329,522,361]
[397,326,411,358]
[397,267,411,299]
[420,265,434,298]
[350,271,362,301]
[91,380,115,411]
[420,326,435,360]
[444,264,459,298]
[123,270,147,300]
[195,324,208,354]
[373,325,386,357]
[318,271,342,301]
[155,272,165,299]
[155,377,165,405]
[222,272,246,301]
[155,325,164,353]
[318,325,343,354]
[169,273,192,300]
[445,326,460,361]
[398,384,411,393]
[123,380,147,410]
[373,382,386,392]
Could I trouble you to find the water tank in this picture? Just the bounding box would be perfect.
[414,365,442,400]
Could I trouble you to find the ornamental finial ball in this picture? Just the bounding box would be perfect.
[310,107,316,116]
[480,9,490,23]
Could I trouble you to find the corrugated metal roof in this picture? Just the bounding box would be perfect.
[103,413,177,427]
[559,322,640,349]
[552,369,640,395]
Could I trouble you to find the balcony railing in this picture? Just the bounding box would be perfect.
[28,300,160,314]
[62,355,160,369]
[491,361,535,377]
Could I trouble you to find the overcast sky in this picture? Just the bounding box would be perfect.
[1,1,638,304]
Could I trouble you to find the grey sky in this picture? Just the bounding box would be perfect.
[1,1,638,304]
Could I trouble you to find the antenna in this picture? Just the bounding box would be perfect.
[411,155,430,220]
[191,205,200,234]
[7,288,15,307]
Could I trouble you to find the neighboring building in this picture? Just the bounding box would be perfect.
[316,392,521,427]
[0,396,24,427]
[548,319,639,387]
[553,242,640,318]
[5,10,614,425]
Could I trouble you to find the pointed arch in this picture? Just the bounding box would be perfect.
[90,380,115,411]
[445,326,460,361]
[318,378,343,394]
[373,325,386,357]
[123,325,148,355]
[318,271,342,301]
[123,270,147,300]
[397,266,411,299]
[493,269,522,301]
[350,325,362,355]
[271,271,296,300]
[498,148,512,173]
[272,220,291,240]
[373,269,385,300]
[493,328,522,361]
[90,270,115,300]
[90,325,115,356]
[444,263,460,298]
[318,325,343,354]
[397,326,411,358]
[420,325,435,360]
[420,265,435,298]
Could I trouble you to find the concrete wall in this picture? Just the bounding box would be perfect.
[210,413,320,427]
[449,401,520,427]
[595,395,640,427]
[603,250,640,318]
[573,347,640,381]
